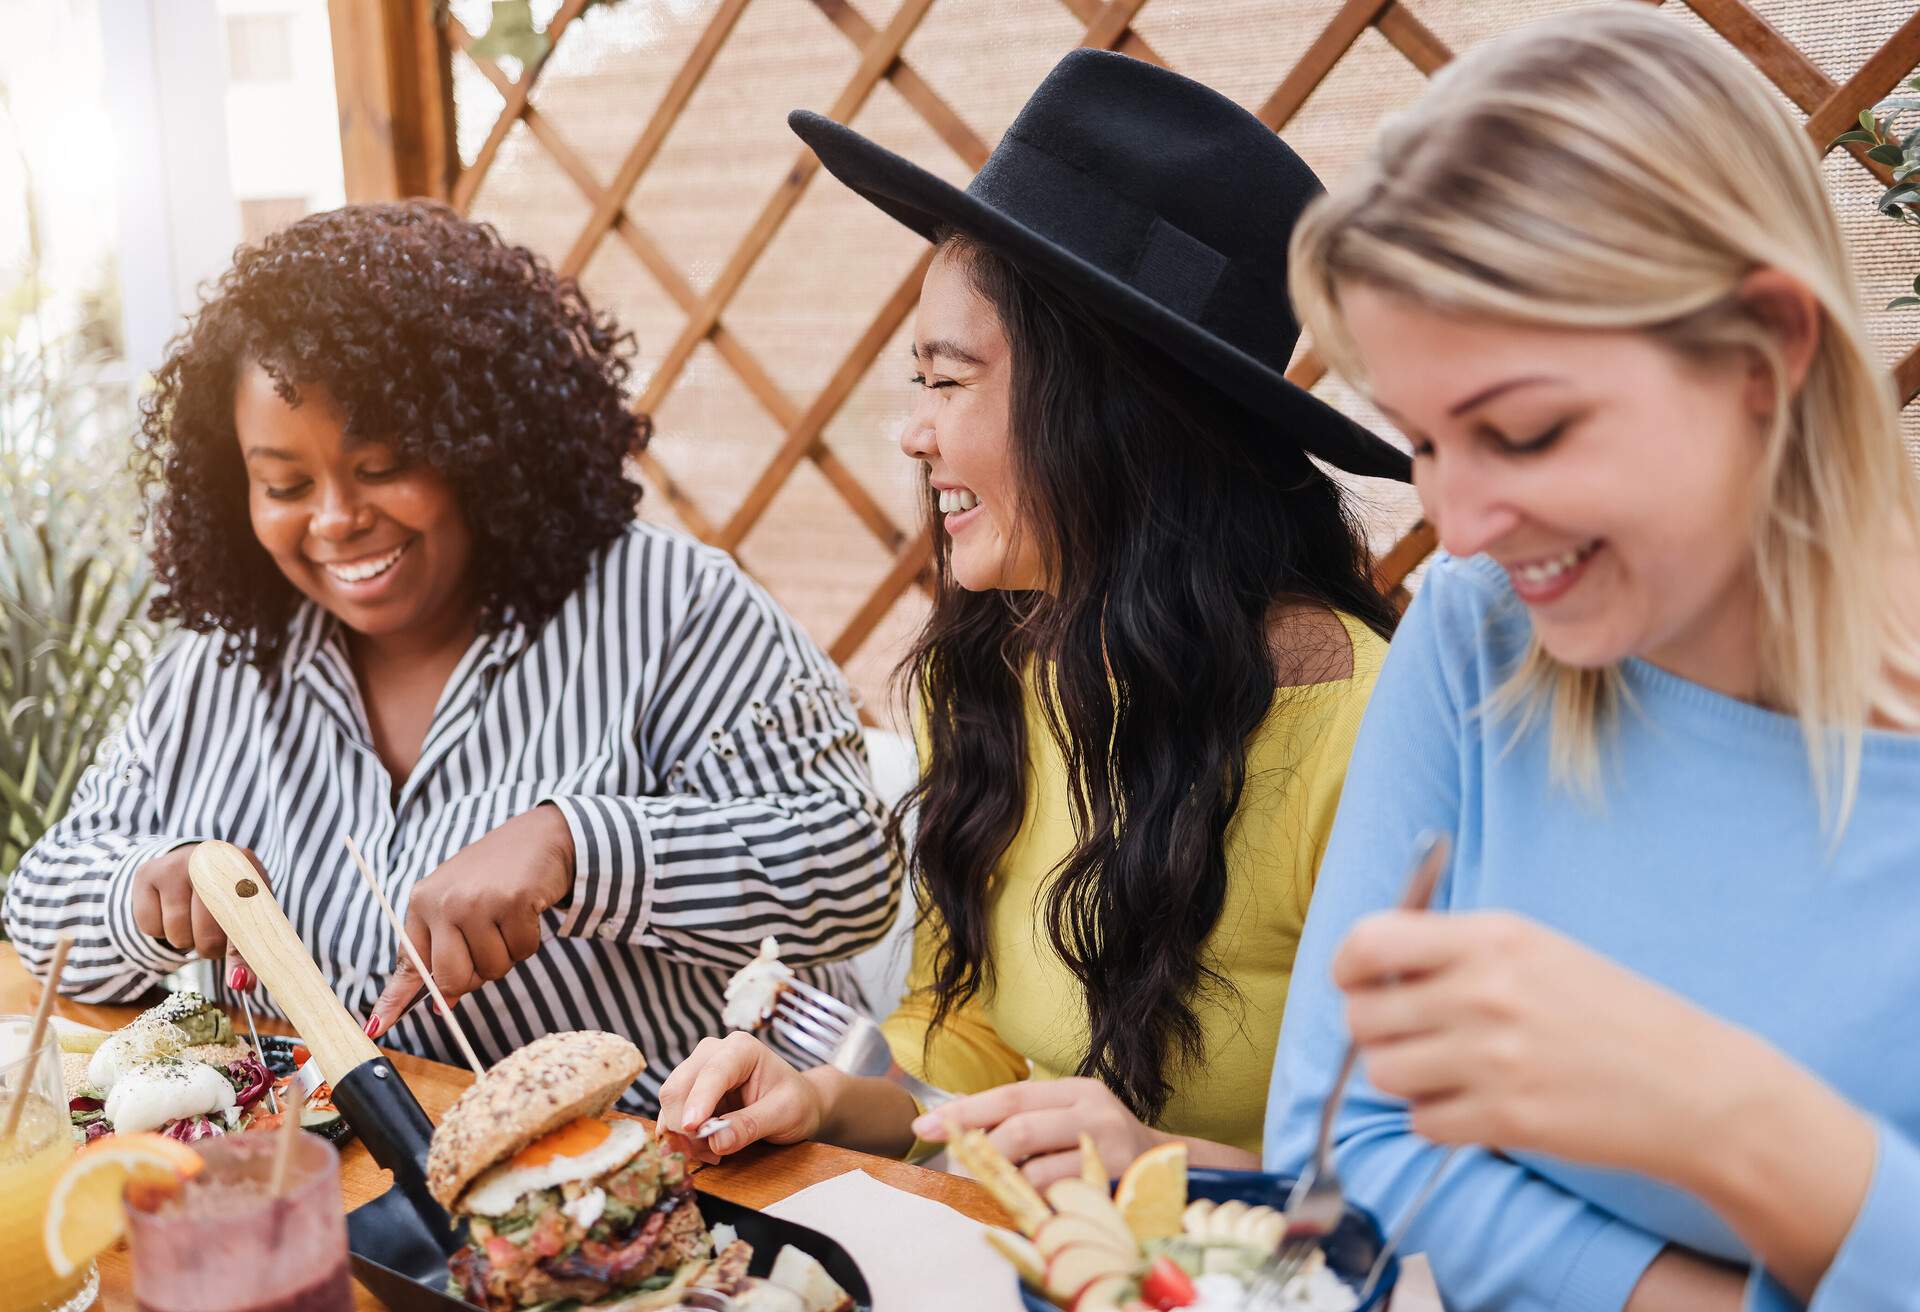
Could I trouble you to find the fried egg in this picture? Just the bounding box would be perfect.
[463,1116,652,1216]
[104,1057,236,1133]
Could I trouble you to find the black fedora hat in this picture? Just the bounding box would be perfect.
[789,49,1410,482]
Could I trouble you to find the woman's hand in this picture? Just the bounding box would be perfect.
[912,1078,1167,1189]
[1335,909,1748,1173]
[131,843,267,987]
[655,1032,827,1165]
[367,805,575,1034]
[1337,909,1877,1299]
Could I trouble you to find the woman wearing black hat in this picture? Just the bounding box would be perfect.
[658,49,1409,1183]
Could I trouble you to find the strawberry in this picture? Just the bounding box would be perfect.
[1139,1256,1196,1310]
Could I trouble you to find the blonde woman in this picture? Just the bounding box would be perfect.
[1266,10,1920,1312]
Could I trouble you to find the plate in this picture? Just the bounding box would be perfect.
[1014,1168,1396,1311]
[256,1033,355,1145]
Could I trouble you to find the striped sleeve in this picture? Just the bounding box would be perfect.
[544,556,898,972]
[3,639,214,1001]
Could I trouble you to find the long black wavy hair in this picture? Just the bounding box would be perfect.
[136,200,648,672]
[894,234,1397,1123]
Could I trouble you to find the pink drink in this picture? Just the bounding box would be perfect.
[127,1134,352,1312]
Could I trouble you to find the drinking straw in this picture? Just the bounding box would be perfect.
[268,1077,303,1198]
[342,834,486,1077]
[2,934,73,1140]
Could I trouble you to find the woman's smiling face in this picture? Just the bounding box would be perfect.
[233,363,475,642]
[1341,285,1771,687]
[898,246,1046,593]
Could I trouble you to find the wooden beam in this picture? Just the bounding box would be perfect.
[1373,519,1437,597]
[809,0,991,170]
[1286,348,1328,392]
[560,0,754,278]
[1681,0,1830,113]
[1897,343,1920,409]
[831,528,935,664]
[1053,0,1166,66]
[449,0,592,214]
[1080,0,1153,50]
[1805,9,1920,187]
[636,0,941,418]
[1374,1,1452,75]
[720,250,933,550]
[1257,0,1395,131]
[326,0,456,201]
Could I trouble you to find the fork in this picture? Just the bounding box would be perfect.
[1244,831,1451,1309]
[772,977,958,1112]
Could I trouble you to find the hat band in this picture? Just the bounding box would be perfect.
[969,135,1239,328]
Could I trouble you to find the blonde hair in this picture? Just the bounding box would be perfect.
[1290,6,1920,822]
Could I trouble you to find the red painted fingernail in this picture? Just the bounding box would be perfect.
[364,1015,383,1038]
[432,1000,444,1017]
[228,965,251,991]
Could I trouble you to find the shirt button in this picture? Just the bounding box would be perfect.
[598,924,620,940]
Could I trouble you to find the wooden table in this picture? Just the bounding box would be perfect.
[2,946,1441,1310]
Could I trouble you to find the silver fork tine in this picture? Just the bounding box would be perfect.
[785,975,860,1021]
[774,1019,839,1066]
[775,996,848,1046]
[776,989,851,1035]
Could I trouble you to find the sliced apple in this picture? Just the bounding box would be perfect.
[1045,1177,1135,1248]
[1044,1243,1139,1303]
[984,1228,1046,1287]
[1078,1132,1108,1190]
[1070,1274,1133,1312]
[1034,1212,1137,1261]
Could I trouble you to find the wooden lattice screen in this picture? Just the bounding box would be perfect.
[328,0,1920,723]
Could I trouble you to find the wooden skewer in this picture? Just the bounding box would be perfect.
[267,1075,303,1197]
[3,935,72,1140]
[342,834,486,1077]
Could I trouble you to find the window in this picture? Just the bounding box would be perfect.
[225,14,293,84]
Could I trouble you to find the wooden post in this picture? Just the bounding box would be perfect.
[327,0,455,202]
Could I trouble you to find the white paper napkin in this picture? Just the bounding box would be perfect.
[763,1167,1027,1312]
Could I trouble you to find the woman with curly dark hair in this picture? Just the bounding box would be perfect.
[4,201,896,1108]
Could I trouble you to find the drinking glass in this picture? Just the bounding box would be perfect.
[0,1015,96,1312]
[126,1132,351,1312]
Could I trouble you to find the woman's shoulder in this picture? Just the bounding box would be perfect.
[1393,553,1532,684]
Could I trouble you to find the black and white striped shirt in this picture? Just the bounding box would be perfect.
[4,523,898,1110]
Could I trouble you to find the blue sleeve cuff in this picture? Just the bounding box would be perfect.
[1553,1210,1668,1312]
[1745,1120,1920,1312]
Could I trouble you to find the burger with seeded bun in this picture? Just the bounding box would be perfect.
[436,1031,712,1311]
[433,1032,855,1312]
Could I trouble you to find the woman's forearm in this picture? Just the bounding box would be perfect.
[1667,1032,1876,1301]
[803,1066,922,1158]
[1175,1137,1258,1171]
[1623,1247,1745,1311]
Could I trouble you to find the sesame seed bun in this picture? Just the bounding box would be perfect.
[427,1031,645,1211]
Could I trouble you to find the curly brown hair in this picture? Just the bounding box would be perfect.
[136,200,649,672]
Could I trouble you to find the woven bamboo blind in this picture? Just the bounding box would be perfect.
[330,0,1920,725]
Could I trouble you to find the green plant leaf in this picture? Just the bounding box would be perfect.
[1868,143,1908,166]
[1886,296,1920,310]
[1831,129,1879,147]
[1874,98,1920,113]
[1862,108,1880,132]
